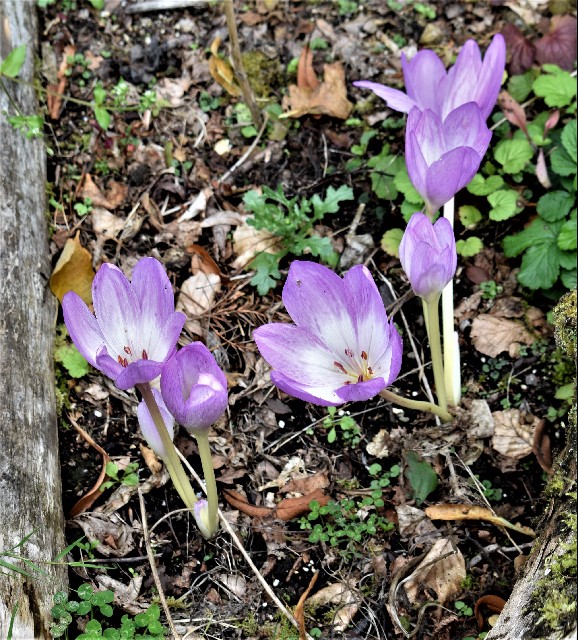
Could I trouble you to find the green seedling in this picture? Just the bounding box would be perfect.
[100,461,140,491]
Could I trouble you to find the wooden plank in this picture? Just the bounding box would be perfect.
[0,1,67,637]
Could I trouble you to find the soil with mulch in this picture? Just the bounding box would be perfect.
[37,1,574,638]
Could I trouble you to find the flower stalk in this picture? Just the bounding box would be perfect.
[193,432,219,538]
[423,297,448,413]
[379,389,452,422]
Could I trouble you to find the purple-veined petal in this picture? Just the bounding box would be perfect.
[405,130,429,200]
[92,263,141,360]
[442,103,492,155]
[443,40,482,116]
[411,108,445,165]
[151,312,186,362]
[62,291,104,368]
[94,345,124,381]
[353,80,418,113]
[402,50,446,113]
[137,388,174,459]
[336,377,386,402]
[115,359,165,390]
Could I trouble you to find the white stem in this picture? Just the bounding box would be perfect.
[442,198,460,405]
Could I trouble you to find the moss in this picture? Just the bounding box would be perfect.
[553,289,577,363]
[242,51,283,98]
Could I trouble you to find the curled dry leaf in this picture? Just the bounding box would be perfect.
[80,174,128,210]
[492,408,539,459]
[50,232,95,305]
[208,36,241,97]
[91,207,126,239]
[396,504,438,538]
[47,44,75,120]
[306,580,359,633]
[282,60,353,120]
[231,218,280,270]
[470,314,536,357]
[222,487,330,521]
[498,90,529,137]
[475,594,506,631]
[96,575,144,616]
[424,503,535,537]
[74,512,135,557]
[294,570,319,640]
[366,429,390,458]
[403,538,466,605]
[176,271,221,338]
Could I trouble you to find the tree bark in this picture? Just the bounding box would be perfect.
[486,290,577,640]
[0,2,67,638]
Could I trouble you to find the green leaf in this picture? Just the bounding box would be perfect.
[371,172,398,200]
[561,120,577,163]
[559,250,577,270]
[456,236,483,257]
[488,189,524,221]
[55,343,89,378]
[393,167,423,204]
[558,217,577,251]
[507,71,534,103]
[503,218,561,257]
[537,191,574,222]
[0,44,27,78]
[458,205,482,228]
[94,105,111,130]
[466,173,504,196]
[550,146,576,177]
[493,139,534,174]
[404,451,438,506]
[380,228,403,257]
[556,383,575,400]
[311,185,354,219]
[533,68,577,108]
[561,268,577,289]
[249,252,281,295]
[518,243,561,290]
[105,462,119,479]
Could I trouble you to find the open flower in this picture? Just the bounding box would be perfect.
[63,257,185,390]
[399,212,457,302]
[137,388,175,459]
[405,103,492,215]
[253,261,403,406]
[354,34,505,120]
[160,343,228,433]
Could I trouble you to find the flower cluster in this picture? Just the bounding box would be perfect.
[63,257,227,538]
[355,35,505,216]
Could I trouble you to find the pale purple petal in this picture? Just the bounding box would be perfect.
[137,388,174,459]
[92,263,140,360]
[155,312,186,362]
[160,343,228,431]
[443,40,482,116]
[115,359,165,390]
[410,108,444,165]
[336,377,386,402]
[353,80,418,113]
[405,130,429,199]
[62,291,104,368]
[403,50,446,113]
[476,34,506,120]
[94,345,124,381]
[270,370,343,406]
[442,103,492,155]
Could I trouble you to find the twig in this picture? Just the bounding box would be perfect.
[175,450,313,640]
[218,112,269,184]
[138,489,181,640]
[222,0,263,130]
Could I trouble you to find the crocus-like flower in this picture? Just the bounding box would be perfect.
[63,257,185,390]
[193,499,213,539]
[160,342,228,433]
[253,261,403,406]
[399,212,457,302]
[405,103,492,215]
[354,34,506,121]
[137,388,175,459]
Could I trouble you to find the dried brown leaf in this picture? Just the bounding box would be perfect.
[231,219,280,270]
[492,408,538,459]
[470,314,536,357]
[80,174,128,210]
[50,233,95,305]
[306,581,359,632]
[424,503,535,537]
[297,46,319,91]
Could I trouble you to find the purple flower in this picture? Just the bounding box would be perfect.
[405,103,492,215]
[160,343,228,433]
[399,213,457,302]
[137,388,175,459]
[253,261,403,407]
[63,257,185,390]
[354,34,506,120]
[193,499,212,539]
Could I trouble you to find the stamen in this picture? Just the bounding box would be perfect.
[368,367,374,376]
[117,355,129,368]
[334,361,348,374]
[142,350,149,360]
[357,374,364,383]
[345,348,354,358]
[361,351,368,360]
[123,346,132,355]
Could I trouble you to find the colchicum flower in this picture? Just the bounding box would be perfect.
[405,103,492,215]
[160,342,228,433]
[63,257,185,390]
[353,34,506,121]
[399,212,457,303]
[253,261,403,406]
[137,388,175,459]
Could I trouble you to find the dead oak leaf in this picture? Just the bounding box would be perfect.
[470,314,536,357]
[50,232,95,305]
[282,61,353,120]
[80,174,128,210]
[491,408,539,460]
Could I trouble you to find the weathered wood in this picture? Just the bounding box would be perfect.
[0,2,67,638]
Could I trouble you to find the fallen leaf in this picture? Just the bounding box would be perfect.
[282,60,353,119]
[91,207,126,239]
[280,471,330,495]
[74,512,135,557]
[296,46,319,91]
[96,575,144,616]
[396,505,438,538]
[366,429,390,458]
[80,174,128,210]
[208,36,241,97]
[140,443,162,475]
[306,580,359,633]
[475,595,506,631]
[424,503,535,537]
[176,271,221,338]
[178,189,211,222]
[50,232,95,305]
[258,455,306,491]
[492,408,538,459]
[532,419,553,474]
[231,218,280,270]
[470,314,536,357]
[188,244,222,278]
[47,44,75,120]
[222,488,330,521]
[295,571,320,640]
[403,539,466,605]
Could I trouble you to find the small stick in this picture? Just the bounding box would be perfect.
[218,112,269,184]
[222,0,263,130]
[138,489,181,640]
